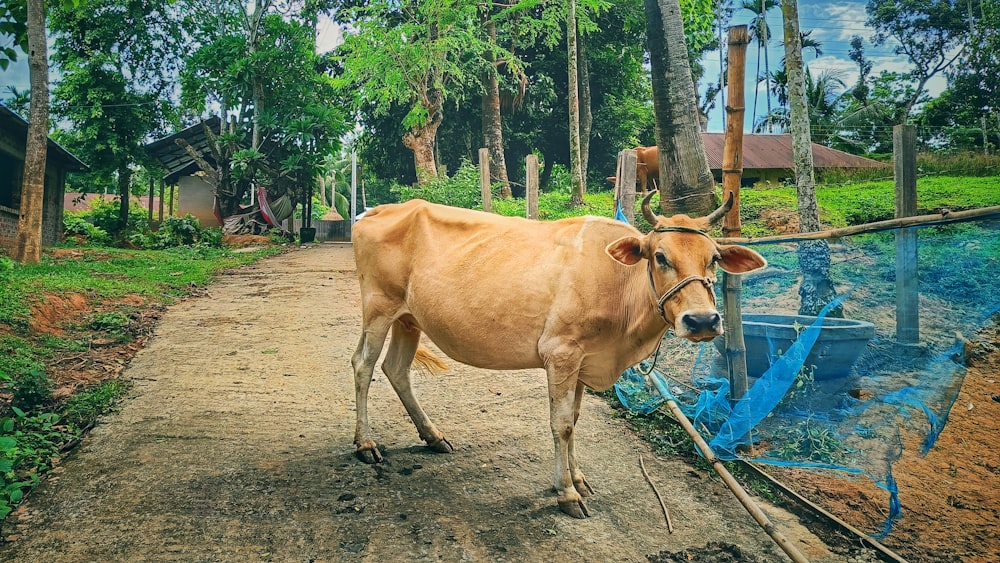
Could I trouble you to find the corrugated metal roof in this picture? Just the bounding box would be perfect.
[0,103,90,171]
[145,117,221,184]
[701,133,887,170]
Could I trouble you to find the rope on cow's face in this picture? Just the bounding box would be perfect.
[645,226,718,326]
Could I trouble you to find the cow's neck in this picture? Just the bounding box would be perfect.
[618,265,674,368]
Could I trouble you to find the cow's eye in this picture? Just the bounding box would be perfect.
[655,251,670,268]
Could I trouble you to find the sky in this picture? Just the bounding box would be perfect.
[1,2,941,135]
[703,0,948,133]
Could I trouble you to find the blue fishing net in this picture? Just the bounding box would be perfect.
[615,218,1000,538]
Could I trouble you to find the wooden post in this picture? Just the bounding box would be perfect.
[168,183,175,216]
[894,124,919,346]
[722,25,751,402]
[617,149,637,224]
[157,178,165,222]
[147,177,154,223]
[526,154,539,220]
[479,148,492,213]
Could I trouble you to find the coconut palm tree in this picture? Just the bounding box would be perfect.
[742,0,778,132]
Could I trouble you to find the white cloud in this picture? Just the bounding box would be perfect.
[316,15,343,55]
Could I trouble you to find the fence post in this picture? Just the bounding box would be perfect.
[617,149,637,224]
[526,154,539,220]
[722,25,751,402]
[894,124,919,346]
[479,148,492,213]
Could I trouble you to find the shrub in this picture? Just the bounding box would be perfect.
[63,213,111,246]
[393,160,482,209]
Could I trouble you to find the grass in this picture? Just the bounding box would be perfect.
[0,243,281,525]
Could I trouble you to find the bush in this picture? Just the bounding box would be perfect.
[63,213,111,246]
[81,197,149,237]
[132,215,222,250]
[393,160,483,209]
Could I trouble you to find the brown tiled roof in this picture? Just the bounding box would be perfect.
[701,133,888,170]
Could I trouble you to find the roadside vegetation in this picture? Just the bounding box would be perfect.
[0,204,280,523]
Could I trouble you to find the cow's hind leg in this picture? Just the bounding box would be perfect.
[568,380,593,498]
[382,320,453,454]
[352,317,392,464]
[546,365,589,518]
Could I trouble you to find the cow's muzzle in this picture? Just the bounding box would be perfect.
[646,264,717,327]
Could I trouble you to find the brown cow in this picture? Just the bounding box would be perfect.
[607,146,660,193]
[350,192,766,518]
[634,145,659,193]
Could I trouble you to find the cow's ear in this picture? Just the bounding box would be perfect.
[717,245,767,274]
[606,236,645,265]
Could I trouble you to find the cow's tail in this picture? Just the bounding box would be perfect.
[413,344,449,375]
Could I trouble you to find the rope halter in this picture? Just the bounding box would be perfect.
[645,226,718,325]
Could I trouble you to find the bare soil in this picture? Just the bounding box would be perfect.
[770,326,1000,563]
[0,243,844,562]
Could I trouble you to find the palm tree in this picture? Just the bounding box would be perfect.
[742,0,778,132]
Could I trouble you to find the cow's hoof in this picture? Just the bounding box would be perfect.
[558,498,591,519]
[574,477,594,497]
[426,436,454,454]
[355,446,383,464]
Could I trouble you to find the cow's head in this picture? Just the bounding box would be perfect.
[605,192,767,341]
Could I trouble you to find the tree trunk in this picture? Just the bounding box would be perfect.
[403,116,441,185]
[578,31,593,184]
[117,165,132,235]
[566,0,585,206]
[13,0,49,264]
[644,0,716,217]
[782,0,841,317]
[481,12,512,198]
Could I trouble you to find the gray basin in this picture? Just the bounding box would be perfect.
[715,314,876,380]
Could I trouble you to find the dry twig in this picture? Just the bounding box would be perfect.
[639,454,673,533]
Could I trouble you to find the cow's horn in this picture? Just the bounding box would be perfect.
[705,192,735,225]
[641,190,659,227]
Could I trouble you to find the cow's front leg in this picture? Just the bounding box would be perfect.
[568,380,593,498]
[548,376,589,518]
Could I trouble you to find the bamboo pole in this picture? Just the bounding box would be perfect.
[651,391,810,562]
[721,25,751,403]
[715,205,1000,246]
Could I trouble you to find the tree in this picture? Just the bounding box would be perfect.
[866,0,971,123]
[644,0,716,216]
[480,5,515,199]
[11,0,47,264]
[742,0,778,132]
[334,1,494,184]
[567,0,585,205]
[782,0,840,317]
[181,2,345,220]
[0,0,28,71]
[50,0,186,236]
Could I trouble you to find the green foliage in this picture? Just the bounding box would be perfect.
[0,336,54,411]
[393,160,483,209]
[773,419,850,465]
[133,215,205,249]
[59,380,131,430]
[63,213,112,246]
[73,199,149,240]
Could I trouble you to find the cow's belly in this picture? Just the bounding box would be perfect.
[405,292,548,371]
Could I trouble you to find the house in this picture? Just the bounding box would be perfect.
[701,133,888,186]
[0,103,89,251]
[145,117,222,227]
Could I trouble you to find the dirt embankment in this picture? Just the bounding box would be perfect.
[1,243,847,562]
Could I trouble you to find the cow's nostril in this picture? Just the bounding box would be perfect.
[682,312,721,333]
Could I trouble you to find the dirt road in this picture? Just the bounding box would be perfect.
[1,243,838,562]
